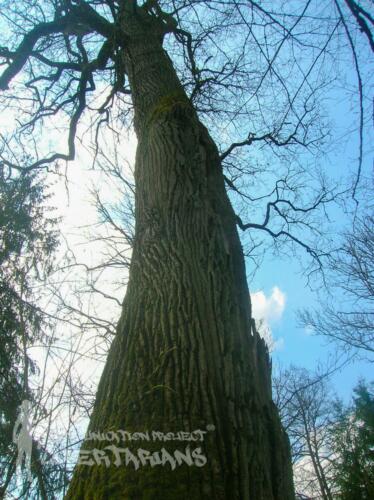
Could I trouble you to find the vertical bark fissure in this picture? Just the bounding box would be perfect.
[66,9,294,500]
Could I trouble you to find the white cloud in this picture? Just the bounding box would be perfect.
[251,286,286,323]
[251,286,286,352]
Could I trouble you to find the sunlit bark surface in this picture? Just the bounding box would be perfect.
[66,9,294,500]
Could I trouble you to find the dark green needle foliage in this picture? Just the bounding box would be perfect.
[332,381,374,500]
[0,166,60,497]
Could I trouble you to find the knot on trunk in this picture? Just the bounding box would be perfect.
[147,91,192,126]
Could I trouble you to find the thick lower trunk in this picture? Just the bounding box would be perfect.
[66,12,294,500]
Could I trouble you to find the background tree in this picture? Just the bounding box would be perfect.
[299,189,374,360]
[0,167,70,498]
[274,365,374,500]
[331,380,374,499]
[273,365,337,499]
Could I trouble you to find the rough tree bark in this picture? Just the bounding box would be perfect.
[66,6,294,500]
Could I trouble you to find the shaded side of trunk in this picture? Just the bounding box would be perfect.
[66,9,294,500]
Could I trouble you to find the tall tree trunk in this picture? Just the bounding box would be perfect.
[66,7,294,500]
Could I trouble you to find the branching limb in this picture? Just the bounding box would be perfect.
[237,214,324,265]
[334,0,365,202]
[235,182,337,265]
[344,0,374,52]
[1,35,117,172]
[0,18,73,90]
[220,129,312,161]
[0,5,113,90]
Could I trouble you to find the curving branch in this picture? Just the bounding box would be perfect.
[220,129,311,161]
[0,37,115,172]
[0,19,73,91]
[0,5,113,90]
[236,214,324,265]
[334,0,365,202]
[344,0,374,52]
[235,182,337,265]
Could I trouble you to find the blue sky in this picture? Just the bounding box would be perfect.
[246,93,373,402]
[250,250,373,402]
[240,25,374,400]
